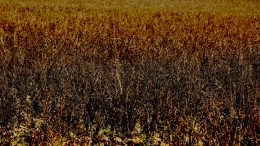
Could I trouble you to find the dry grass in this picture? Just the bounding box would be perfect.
[0,0,259,145]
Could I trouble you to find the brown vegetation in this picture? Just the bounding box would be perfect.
[0,0,259,145]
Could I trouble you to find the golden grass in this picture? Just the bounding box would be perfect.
[0,0,259,145]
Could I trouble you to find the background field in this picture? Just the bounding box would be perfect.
[0,0,259,145]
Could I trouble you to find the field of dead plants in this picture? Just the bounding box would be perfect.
[0,0,259,145]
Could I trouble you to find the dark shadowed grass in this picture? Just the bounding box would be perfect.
[0,42,259,144]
